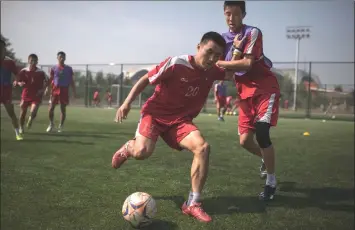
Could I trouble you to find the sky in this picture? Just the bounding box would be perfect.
[1,1,354,85]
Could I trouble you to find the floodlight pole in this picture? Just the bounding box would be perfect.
[286,26,311,111]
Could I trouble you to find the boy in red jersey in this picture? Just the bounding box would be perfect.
[217,1,281,201]
[93,90,100,107]
[112,32,253,223]
[16,54,47,133]
[214,80,228,121]
[105,89,112,108]
[0,39,23,140]
[225,95,233,112]
[45,51,76,133]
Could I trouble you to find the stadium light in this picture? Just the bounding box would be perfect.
[286,26,311,111]
[109,63,116,66]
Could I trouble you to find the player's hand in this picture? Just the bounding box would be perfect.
[115,103,131,123]
[233,34,247,49]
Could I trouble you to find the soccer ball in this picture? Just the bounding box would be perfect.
[122,192,157,228]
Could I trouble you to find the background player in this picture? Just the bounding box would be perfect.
[16,54,47,133]
[112,32,238,223]
[217,1,280,201]
[92,90,100,107]
[0,39,23,140]
[214,80,228,121]
[45,51,76,133]
[105,89,112,108]
[225,95,233,113]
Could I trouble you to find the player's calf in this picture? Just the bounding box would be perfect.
[3,104,23,140]
[27,104,39,129]
[179,131,212,222]
[255,122,277,198]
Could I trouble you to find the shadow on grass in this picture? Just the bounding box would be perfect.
[140,219,178,230]
[154,195,266,215]
[29,131,111,139]
[21,139,94,145]
[273,181,355,212]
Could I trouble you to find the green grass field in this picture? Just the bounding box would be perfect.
[1,106,354,230]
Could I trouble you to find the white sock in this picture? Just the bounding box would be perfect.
[266,173,277,187]
[187,192,200,206]
[14,128,19,135]
[261,158,264,163]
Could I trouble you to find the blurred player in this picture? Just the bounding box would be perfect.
[226,95,233,113]
[230,95,240,114]
[0,39,23,140]
[112,32,242,223]
[106,89,112,108]
[217,1,280,200]
[93,90,100,107]
[17,54,47,133]
[214,80,227,121]
[45,51,76,133]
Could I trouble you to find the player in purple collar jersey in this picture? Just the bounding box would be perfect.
[45,51,76,133]
[217,1,280,201]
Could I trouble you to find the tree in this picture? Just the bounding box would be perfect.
[106,73,116,87]
[1,34,21,62]
[334,85,343,92]
[94,71,105,87]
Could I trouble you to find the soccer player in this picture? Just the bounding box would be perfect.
[0,39,23,140]
[105,89,112,108]
[45,51,76,133]
[225,95,233,113]
[112,32,241,223]
[16,54,47,133]
[93,90,100,107]
[214,80,227,121]
[217,1,281,200]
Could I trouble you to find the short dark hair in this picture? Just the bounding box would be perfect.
[224,1,246,14]
[57,51,66,56]
[28,53,38,60]
[200,31,226,50]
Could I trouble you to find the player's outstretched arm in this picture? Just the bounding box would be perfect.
[115,74,150,123]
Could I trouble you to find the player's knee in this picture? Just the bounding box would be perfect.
[193,142,210,159]
[255,122,272,149]
[133,146,153,160]
[239,133,253,149]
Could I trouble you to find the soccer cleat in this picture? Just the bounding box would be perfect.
[112,141,130,169]
[260,162,267,179]
[181,201,212,223]
[46,124,54,133]
[259,185,276,201]
[57,125,63,133]
[16,133,24,141]
[218,117,225,122]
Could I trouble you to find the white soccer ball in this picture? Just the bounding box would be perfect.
[122,192,157,228]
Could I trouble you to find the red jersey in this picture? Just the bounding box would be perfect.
[0,58,19,86]
[141,55,226,124]
[235,27,279,99]
[18,67,47,100]
[106,92,112,100]
[93,91,99,99]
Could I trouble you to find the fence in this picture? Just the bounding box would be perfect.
[11,61,354,120]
